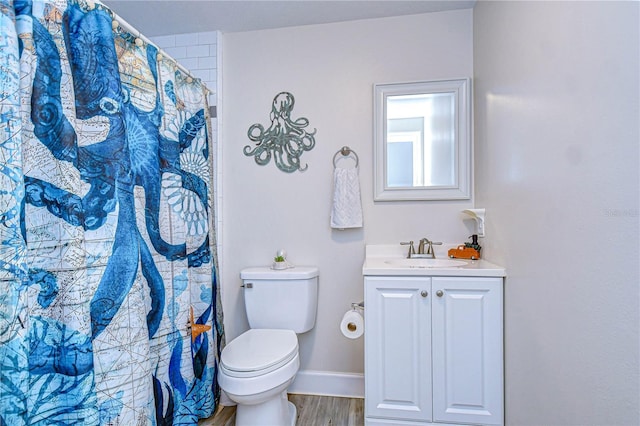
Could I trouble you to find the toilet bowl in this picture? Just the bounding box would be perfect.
[217,266,319,426]
[218,329,300,426]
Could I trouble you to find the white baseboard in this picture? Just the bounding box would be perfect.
[288,369,364,398]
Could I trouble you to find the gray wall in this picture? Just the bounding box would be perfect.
[473,1,639,424]
[221,9,474,376]
[217,1,640,421]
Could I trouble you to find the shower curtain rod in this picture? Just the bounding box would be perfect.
[96,1,211,94]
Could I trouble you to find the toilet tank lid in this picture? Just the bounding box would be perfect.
[240,266,319,280]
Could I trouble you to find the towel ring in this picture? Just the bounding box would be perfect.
[333,146,359,168]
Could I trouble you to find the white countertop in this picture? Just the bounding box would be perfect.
[362,244,506,277]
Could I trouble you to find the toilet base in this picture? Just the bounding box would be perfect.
[235,390,297,426]
[287,400,297,426]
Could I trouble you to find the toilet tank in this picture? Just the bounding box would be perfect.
[240,266,319,333]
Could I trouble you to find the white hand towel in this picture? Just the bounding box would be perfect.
[331,167,363,229]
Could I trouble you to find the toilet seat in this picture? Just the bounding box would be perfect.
[221,329,298,378]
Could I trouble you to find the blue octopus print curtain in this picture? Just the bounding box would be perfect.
[0,0,224,424]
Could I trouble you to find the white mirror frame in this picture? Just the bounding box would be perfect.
[374,78,472,201]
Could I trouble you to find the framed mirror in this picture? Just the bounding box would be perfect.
[374,78,471,201]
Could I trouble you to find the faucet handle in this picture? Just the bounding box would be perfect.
[424,239,442,256]
[400,241,416,258]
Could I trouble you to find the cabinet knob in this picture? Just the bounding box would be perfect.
[436,290,444,297]
[421,290,428,298]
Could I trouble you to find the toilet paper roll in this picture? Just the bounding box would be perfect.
[340,310,364,339]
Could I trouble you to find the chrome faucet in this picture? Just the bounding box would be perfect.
[400,238,442,259]
[417,238,428,255]
[416,238,442,258]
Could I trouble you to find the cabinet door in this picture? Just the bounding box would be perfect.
[432,277,504,425]
[364,276,431,422]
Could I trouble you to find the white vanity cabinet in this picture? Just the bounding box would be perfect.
[364,275,504,426]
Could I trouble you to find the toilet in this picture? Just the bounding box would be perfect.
[218,266,319,426]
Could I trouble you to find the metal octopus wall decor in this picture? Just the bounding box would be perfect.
[244,92,317,173]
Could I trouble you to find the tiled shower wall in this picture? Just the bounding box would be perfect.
[151,31,224,267]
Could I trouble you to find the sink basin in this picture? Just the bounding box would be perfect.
[384,258,468,268]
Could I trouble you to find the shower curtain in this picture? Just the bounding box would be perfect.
[0,0,224,424]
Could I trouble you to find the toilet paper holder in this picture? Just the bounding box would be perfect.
[341,301,365,335]
[351,301,364,310]
[347,302,364,331]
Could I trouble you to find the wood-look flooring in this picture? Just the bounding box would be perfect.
[199,394,364,426]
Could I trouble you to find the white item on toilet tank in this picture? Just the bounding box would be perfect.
[240,266,319,333]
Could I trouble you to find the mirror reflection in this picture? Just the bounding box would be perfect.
[374,79,471,201]
[386,92,455,187]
